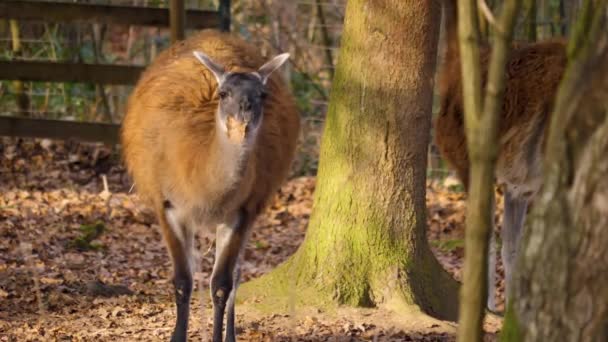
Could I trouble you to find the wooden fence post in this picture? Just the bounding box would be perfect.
[219,0,230,32]
[10,19,29,116]
[170,0,185,42]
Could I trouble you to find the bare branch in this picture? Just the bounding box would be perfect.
[477,0,499,32]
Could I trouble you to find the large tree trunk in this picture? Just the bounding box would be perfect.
[502,3,608,341]
[244,0,458,320]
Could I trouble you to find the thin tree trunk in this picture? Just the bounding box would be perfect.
[306,2,318,42]
[502,1,608,341]
[90,23,113,123]
[243,0,458,320]
[315,0,334,78]
[524,0,537,41]
[538,0,552,39]
[557,0,566,35]
[457,1,521,341]
[0,19,7,36]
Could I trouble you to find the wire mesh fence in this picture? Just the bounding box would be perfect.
[0,0,576,178]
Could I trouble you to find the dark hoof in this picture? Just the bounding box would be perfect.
[171,331,187,342]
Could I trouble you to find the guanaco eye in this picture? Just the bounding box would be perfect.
[260,92,268,100]
[218,91,228,99]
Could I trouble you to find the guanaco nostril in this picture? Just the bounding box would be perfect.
[240,101,252,112]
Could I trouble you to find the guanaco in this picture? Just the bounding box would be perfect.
[435,1,567,310]
[121,30,300,342]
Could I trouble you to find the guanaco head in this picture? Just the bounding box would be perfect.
[193,51,290,144]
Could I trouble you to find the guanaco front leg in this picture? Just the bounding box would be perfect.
[225,266,241,342]
[159,203,194,342]
[211,209,250,342]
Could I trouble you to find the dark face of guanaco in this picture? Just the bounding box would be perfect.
[193,51,290,144]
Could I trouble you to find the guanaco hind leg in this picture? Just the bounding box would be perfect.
[487,193,498,312]
[487,231,498,312]
[502,188,528,304]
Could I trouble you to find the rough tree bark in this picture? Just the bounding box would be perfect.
[502,1,608,341]
[456,1,520,341]
[244,0,458,320]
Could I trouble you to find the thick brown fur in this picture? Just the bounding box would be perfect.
[122,29,300,221]
[435,2,567,195]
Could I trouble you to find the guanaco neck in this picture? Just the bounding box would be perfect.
[167,111,257,209]
[206,113,255,191]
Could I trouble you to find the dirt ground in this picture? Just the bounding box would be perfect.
[0,138,505,341]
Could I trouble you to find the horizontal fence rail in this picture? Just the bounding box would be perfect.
[0,117,120,145]
[0,0,229,144]
[0,61,144,84]
[0,0,220,29]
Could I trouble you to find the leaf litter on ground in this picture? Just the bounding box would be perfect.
[0,138,505,341]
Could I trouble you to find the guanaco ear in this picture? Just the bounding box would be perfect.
[257,53,290,85]
[193,51,226,85]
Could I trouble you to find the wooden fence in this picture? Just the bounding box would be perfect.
[0,0,230,144]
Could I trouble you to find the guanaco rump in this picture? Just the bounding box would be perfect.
[435,1,567,310]
[122,30,300,341]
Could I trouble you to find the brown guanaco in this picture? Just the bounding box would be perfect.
[121,30,300,341]
[435,1,567,310]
